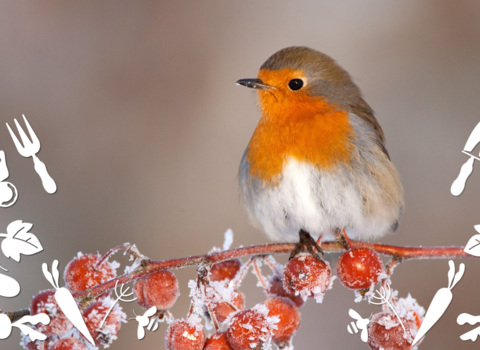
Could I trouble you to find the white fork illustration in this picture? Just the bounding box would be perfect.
[6,115,57,194]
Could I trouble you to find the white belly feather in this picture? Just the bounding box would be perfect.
[238,114,403,243]
[239,157,402,243]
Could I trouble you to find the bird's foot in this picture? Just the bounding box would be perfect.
[289,229,325,265]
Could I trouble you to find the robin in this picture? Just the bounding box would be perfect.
[237,46,403,259]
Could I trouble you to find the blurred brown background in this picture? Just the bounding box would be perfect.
[1,1,480,349]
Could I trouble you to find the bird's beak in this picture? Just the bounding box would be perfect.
[236,78,274,90]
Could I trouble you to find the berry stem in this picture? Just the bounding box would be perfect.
[94,243,145,270]
[263,256,281,277]
[202,283,219,330]
[382,257,402,292]
[230,256,256,290]
[4,308,30,322]
[341,229,354,250]
[4,240,476,320]
[253,259,269,292]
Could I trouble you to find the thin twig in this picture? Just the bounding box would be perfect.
[72,242,476,301]
[253,259,268,291]
[202,283,219,331]
[4,241,475,320]
[382,257,403,293]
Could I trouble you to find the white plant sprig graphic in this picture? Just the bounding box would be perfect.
[0,313,50,341]
[369,283,406,333]
[99,280,136,328]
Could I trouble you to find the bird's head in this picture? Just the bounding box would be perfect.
[237,46,363,123]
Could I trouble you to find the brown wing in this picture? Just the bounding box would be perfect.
[349,97,390,160]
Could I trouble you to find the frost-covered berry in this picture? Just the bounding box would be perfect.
[263,297,301,347]
[134,270,180,311]
[283,254,333,302]
[30,290,73,336]
[367,311,420,350]
[396,294,425,329]
[22,336,50,350]
[49,337,88,350]
[226,305,278,350]
[203,332,234,350]
[337,248,384,290]
[268,275,305,308]
[213,290,245,323]
[165,319,205,350]
[82,299,126,347]
[209,259,242,282]
[64,253,117,298]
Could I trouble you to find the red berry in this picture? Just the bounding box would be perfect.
[262,297,301,347]
[209,259,242,282]
[133,270,180,310]
[64,253,117,298]
[283,254,333,302]
[165,319,205,350]
[49,337,88,350]
[212,290,245,323]
[203,332,234,350]
[22,336,50,350]
[227,306,276,350]
[82,300,125,346]
[367,311,420,350]
[268,275,305,308]
[30,290,73,336]
[337,248,384,290]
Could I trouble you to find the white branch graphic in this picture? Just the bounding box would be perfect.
[369,283,406,333]
[99,280,136,328]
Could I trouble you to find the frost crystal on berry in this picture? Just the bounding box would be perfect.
[367,310,420,350]
[227,305,279,350]
[283,254,334,303]
[82,297,126,347]
[165,319,205,350]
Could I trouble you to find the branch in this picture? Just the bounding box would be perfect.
[73,241,474,299]
[3,240,475,321]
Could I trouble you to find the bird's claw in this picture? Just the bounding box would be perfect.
[289,230,325,265]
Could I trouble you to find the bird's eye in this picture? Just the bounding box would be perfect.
[288,79,304,91]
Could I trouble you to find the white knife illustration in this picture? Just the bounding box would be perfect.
[451,122,480,196]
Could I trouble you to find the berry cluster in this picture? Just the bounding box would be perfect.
[23,253,126,350]
[18,238,425,350]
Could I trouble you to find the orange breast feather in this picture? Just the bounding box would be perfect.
[246,92,355,184]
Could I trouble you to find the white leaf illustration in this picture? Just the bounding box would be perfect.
[464,234,480,257]
[13,324,47,342]
[15,314,50,326]
[12,314,50,341]
[0,220,43,262]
